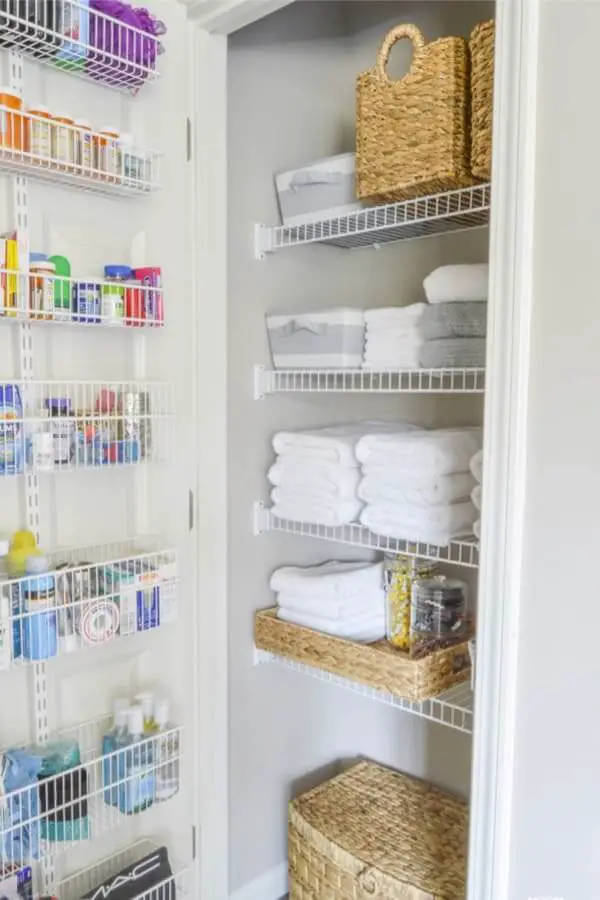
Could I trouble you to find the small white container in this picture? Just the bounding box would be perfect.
[266,308,365,369]
[275,152,362,226]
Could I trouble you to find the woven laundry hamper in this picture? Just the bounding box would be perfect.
[356,25,476,205]
[469,19,495,180]
[289,760,468,900]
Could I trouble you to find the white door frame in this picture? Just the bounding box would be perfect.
[189,1,540,898]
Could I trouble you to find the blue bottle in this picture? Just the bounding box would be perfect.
[102,698,129,806]
[118,706,155,815]
[22,556,57,661]
[0,384,23,476]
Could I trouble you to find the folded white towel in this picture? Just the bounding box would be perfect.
[359,471,475,507]
[365,335,422,352]
[423,264,489,304]
[271,560,384,599]
[360,500,476,546]
[362,350,422,370]
[364,304,426,328]
[272,497,362,527]
[268,464,361,501]
[470,449,483,483]
[277,606,385,643]
[276,589,385,620]
[473,519,481,539]
[356,427,483,477]
[272,422,412,467]
[471,484,482,511]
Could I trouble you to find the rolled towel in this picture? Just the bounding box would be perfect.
[471,484,482,511]
[360,500,476,546]
[271,496,363,527]
[277,607,386,643]
[470,449,483,483]
[419,301,487,340]
[276,588,385,620]
[364,303,426,328]
[419,337,486,369]
[268,462,361,501]
[271,560,384,600]
[359,471,475,507]
[356,427,482,477]
[272,422,416,467]
[423,263,489,303]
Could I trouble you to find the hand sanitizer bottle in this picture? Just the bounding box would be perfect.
[102,698,129,805]
[154,698,179,802]
[119,705,155,814]
[134,691,155,732]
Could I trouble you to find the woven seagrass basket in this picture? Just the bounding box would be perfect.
[356,24,475,204]
[470,19,495,180]
[289,760,468,900]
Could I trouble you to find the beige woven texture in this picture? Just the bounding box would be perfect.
[290,761,468,900]
[255,609,471,702]
[356,24,476,204]
[470,19,495,180]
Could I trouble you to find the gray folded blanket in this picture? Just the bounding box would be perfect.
[420,338,486,369]
[420,301,487,340]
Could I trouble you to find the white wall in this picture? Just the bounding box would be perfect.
[227,2,488,894]
[509,2,600,897]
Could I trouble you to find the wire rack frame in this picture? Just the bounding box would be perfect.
[255,184,491,257]
[56,839,195,900]
[0,0,162,94]
[0,715,183,869]
[254,365,486,398]
[254,648,473,734]
[254,503,480,569]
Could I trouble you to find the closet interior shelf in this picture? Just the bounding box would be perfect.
[255,183,491,257]
[254,503,480,569]
[254,647,474,735]
[254,365,485,398]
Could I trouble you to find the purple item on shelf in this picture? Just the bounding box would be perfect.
[87,1,165,86]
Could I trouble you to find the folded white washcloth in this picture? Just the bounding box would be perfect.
[356,427,482,477]
[474,519,481,539]
[272,497,363,527]
[276,588,385,621]
[360,500,476,546]
[268,464,361,501]
[364,304,426,328]
[423,264,489,304]
[272,422,412,467]
[277,606,386,643]
[271,559,384,599]
[359,471,475,507]
[471,484,482,511]
[470,449,483,483]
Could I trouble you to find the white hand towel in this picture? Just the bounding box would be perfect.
[356,427,482,476]
[268,464,361,501]
[273,422,420,466]
[364,304,426,328]
[360,500,476,546]
[272,497,363,527]
[271,560,384,600]
[277,607,385,643]
[276,589,385,620]
[423,264,489,304]
[359,471,475,506]
[473,518,481,539]
[470,449,483,483]
[471,484,482,511]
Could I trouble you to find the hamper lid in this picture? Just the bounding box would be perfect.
[290,760,468,899]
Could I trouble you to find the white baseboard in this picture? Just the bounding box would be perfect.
[230,862,288,900]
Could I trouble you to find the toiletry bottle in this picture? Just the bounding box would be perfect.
[154,698,179,802]
[134,691,155,732]
[22,555,57,661]
[102,698,129,806]
[119,706,155,815]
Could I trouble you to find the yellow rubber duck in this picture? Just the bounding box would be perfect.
[7,529,41,578]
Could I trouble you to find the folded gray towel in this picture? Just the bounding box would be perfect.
[420,338,486,369]
[420,301,487,340]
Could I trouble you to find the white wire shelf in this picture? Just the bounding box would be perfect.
[0,539,177,671]
[0,268,164,327]
[255,184,491,257]
[0,379,173,474]
[0,107,161,195]
[254,647,473,734]
[0,714,183,869]
[56,839,194,900]
[254,365,486,398]
[254,502,479,569]
[0,0,163,94]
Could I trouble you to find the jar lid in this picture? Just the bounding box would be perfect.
[45,397,72,411]
[74,119,92,129]
[100,126,119,136]
[29,252,48,263]
[0,87,21,99]
[30,261,56,273]
[54,113,74,122]
[104,265,132,278]
[28,104,51,114]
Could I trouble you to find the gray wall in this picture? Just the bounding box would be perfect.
[509,2,600,897]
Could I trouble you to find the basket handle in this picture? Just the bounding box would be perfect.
[376,24,426,82]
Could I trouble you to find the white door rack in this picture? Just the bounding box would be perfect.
[255,184,491,258]
[254,503,480,569]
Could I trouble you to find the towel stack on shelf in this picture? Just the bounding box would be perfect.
[356,427,482,545]
[271,560,386,642]
[470,449,483,539]
[419,264,488,368]
[362,304,426,370]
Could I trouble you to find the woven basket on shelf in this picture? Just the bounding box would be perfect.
[356,24,476,205]
[470,19,495,180]
[289,760,468,900]
[255,609,470,702]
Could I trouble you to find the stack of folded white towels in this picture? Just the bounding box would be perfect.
[470,449,483,539]
[271,559,386,642]
[357,427,482,545]
[419,263,488,368]
[362,305,426,370]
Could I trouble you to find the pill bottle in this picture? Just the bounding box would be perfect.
[45,398,74,467]
[97,127,120,183]
[102,265,129,325]
[125,279,144,327]
[74,119,93,173]
[132,267,163,326]
[29,260,55,321]
[0,87,25,151]
[52,113,75,171]
[27,105,52,164]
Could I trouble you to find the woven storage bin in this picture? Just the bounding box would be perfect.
[289,760,468,900]
[255,609,470,702]
[356,24,475,204]
[470,19,495,180]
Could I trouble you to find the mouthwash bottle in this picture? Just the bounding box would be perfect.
[102,698,129,805]
[154,698,179,802]
[119,706,155,815]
